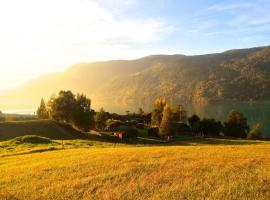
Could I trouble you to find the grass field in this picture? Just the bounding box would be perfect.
[0,136,270,200]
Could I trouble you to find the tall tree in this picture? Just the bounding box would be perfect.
[224,110,249,138]
[36,98,49,119]
[159,105,174,137]
[95,108,108,130]
[151,98,167,127]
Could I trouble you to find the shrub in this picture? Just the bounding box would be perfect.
[10,135,52,144]
[248,123,263,140]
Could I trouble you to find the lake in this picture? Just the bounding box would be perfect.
[98,100,270,137]
[2,100,270,137]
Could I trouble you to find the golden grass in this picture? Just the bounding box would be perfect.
[0,141,270,200]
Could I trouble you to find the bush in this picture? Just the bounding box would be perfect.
[10,135,52,144]
[248,123,263,140]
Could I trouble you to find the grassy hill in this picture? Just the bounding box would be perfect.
[1,46,270,112]
[0,138,270,199]
[0,120,85,141]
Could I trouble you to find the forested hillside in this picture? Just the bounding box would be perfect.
[0,46,269,111]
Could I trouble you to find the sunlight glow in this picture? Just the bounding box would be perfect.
[0,0,171,90]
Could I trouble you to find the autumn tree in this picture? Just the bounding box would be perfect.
[37,98,49,119]
[151,98,167,127]
[159,105,174,137]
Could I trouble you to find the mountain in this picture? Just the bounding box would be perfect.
[1,46,270,113]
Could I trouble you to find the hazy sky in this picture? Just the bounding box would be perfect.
[1,0,270,90]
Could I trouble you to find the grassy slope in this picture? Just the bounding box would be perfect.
[0,138,270,200]
[0,120,85,140]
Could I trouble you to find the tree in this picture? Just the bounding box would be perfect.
[159,105,174,137]
[95,108,108,130]
[248,123,262,140]
[72,94,94,131]
[172,104,187,123]
[200,118,223,137]
[47,90,94,132]
[48,90,76,123]
[224,110,249,138]
[151,98,167,127]
[36,98,49,119]
[188,114,200,128]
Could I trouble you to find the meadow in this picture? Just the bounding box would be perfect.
[0,136,270,200]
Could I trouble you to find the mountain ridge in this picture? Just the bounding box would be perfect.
[1,45,270,112]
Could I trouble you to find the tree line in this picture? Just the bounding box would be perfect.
[37,91,263,140]
[150,98,263,140]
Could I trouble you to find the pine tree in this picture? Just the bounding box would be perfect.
[37,98,49,119]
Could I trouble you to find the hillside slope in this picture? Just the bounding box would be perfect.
[0,120,84,140]
[0,46,270,111]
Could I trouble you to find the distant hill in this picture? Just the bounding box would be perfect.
[0,46,270,112]
[0,120,85,141]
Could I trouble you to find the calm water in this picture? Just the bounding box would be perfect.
[187,101,270,137]
[99,101,270,136]
[3,101,270,136]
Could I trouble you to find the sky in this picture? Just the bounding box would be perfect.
[1,0,270,90]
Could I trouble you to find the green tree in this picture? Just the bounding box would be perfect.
[47,90,94,132]
[188,114,200,128]
[159,105,174,137]
[224,110,249,138]
[248,123,262,140]
[200,118,223,137]
[151,98,167,127]
[95,108,108,130]
[72,94,94,132]
[36,98,49,119]
[48,91,76,123]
